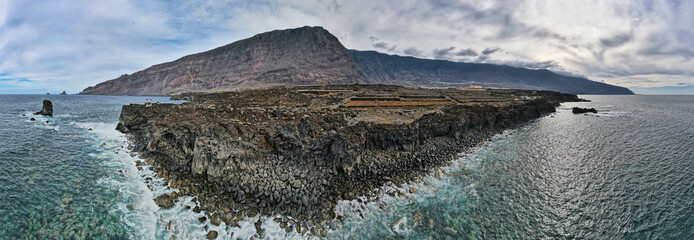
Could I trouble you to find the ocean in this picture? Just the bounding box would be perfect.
[0,94,692,239]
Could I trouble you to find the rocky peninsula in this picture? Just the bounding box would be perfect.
[116,84,581,236]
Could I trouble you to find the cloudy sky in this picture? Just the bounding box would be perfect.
[1,0,693,94]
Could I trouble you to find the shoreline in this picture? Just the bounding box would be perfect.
[116,85,581,237]
[129,125,502,238]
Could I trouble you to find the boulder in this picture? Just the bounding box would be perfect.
[206,230,218,239]
[34,100,53,116]
[572,107,597,114]
[153,193,175,208]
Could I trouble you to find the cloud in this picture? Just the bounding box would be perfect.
[501,60,563,70]
[1,0,693,94]
[403,47,423,56]
[600,33,632,48]
[481,47,500,55]
[455,48,478,56]
[433,47,456,59]
[370,37,398,52]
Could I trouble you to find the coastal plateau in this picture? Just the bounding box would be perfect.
[116,84,581,237]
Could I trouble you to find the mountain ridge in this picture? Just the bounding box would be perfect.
[348,50,633,94]
[80,26,633,95]
[80,26,367,95]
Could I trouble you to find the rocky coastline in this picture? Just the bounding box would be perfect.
[116,84,581,237]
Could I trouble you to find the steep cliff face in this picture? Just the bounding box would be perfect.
[80,26,367,95]
[81,26,632,96]
[348,50,634,95]
[116,85,580,232]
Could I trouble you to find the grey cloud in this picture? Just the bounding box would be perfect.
[552,70,588,79]
[530,28,567,41]
[474,55,489,62]
[433,47,456,59]
[403,47,423,56]
[372,41,398,52]
[369,35,397,52]
[502,60,563,70]
[638,44,694,58]
[455,48,478,56]
[481,48,500,55]
[600,33,632,48]
[427,1,566,42]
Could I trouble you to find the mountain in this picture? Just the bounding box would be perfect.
[80,26,367,95]
[348,50,633,95]
[81,26,633,95]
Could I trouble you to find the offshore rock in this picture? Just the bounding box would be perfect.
[572,107,597,114]
[116,84,581,227]
[34,100,53,116]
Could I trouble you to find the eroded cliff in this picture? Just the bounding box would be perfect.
[116,85,580,236]
[81,26,367,95]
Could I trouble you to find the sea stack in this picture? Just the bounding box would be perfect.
[34,100,53,116]
[60,91,67,95]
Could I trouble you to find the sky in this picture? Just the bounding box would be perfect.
[1,0,693,94]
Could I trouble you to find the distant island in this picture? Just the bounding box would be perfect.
[80,26,633,95]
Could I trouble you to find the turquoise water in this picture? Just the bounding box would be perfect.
[0,95,179,239]
[1,95,693,239]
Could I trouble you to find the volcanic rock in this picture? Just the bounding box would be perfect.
[572,107,598,114]
[153,193,175,208]
[349,50,633,94]
[34,100,53,116]
[116,84,582,229]
[206,230,218,240]
[80,26,366,95]
[80,26,631,96]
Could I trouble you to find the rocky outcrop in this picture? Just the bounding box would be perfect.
[572,107,598,114]
[80,26,367,95]
[60,91,67,95]
[153,193,176,209]
[34,100,53,116]
[348,50,634,95]
[116,85,580,235]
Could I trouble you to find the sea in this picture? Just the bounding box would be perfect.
[0,94,692,239]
